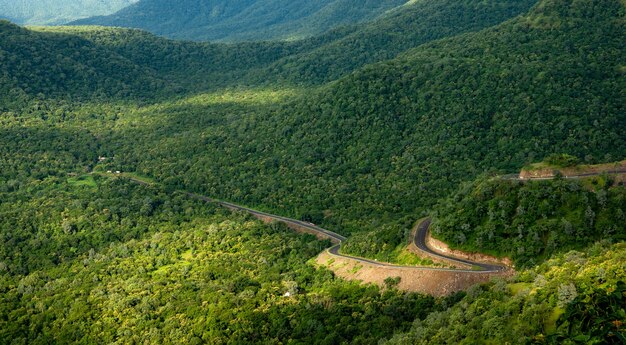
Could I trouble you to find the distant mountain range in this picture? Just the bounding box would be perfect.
[71,0,409,42]
[0,0,138,25]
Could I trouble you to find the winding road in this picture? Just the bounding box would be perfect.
[112,167,625,275]
[186,193,507,273]
[413,219,505,272]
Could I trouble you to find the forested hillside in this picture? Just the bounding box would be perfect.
[0,0,137,25]
[0,21,164,102]
[3,0,624,258]
[1,0,625,343]
[40,0,538,91]
[100,0,626,259]
[0,177,448,343]
[261,0,537,84]
[385,241,626,344]
[72,0,407,42]
[431,173,626,267]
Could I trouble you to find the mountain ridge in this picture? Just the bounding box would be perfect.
[0,0,138,25]
[72,0,408,42]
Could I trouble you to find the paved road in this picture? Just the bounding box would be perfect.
[187,193,347,243]
[120,168,625,274]
[413,219,505,272]
[186,193,505,273]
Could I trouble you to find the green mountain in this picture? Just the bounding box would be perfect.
[3,0,624,253]
[260,0,538,84]
[385,241,626,344]
[0,20,165,102]
[1,0,625,343]
[29,0,536,93]
[0,0,138,25]
[89,0,623,257]
[72,0,408,42]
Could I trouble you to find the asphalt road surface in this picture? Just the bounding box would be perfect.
[188,193,506,273]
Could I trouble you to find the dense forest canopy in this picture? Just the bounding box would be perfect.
[71,0,408,42]
[1,0,625,343]
[0,177,449,344]
[431,175,626,267]
[1,0,624,257]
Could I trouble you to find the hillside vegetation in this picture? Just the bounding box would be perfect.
[431,174,626,267]
[72,0,408,42]
[1,0,625,343]
[0,0,137,25]
[0,21,164,101]
[386,241,626,344]
[2,0,624,261]
[0,177,449,344]
[101,0,626,259]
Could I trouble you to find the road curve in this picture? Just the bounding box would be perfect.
[186,193,506,273]
[110,168,624,276]
[413,219,505,272]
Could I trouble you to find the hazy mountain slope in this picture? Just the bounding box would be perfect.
[262,0,538,84]
[50,0,537,90]
[31,25,301,92]
[72,0,407,42]
[0,0,138,25]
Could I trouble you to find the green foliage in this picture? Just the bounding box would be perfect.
[0,178,443,344]
[550,281,626,344]
[72,0,407,42]
[261,0,538,84]
[545,153,580,168]
[384,276,402,289]
[431,177,626,267]
[384,242,626,344]
[0,0,137,25]
[0,21,165,101]
[2,0,624,262]
[1,0,626,343]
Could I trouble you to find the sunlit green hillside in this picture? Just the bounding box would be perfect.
[0,177,445,344]
[431,173,626,267]
[1,0,625,343]
[385,241,626,344]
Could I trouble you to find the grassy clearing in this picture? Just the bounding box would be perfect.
[509,282,532,296]
[393,246,438,267]
[93,171,155,185]
[67,174,97,189]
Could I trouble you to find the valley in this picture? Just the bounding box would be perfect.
[0,0,625,343]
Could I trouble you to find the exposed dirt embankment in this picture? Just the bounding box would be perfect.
[519,160,626,179]
[519,168,556,179]
[316,251,511,297]
[426,233,513,268]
